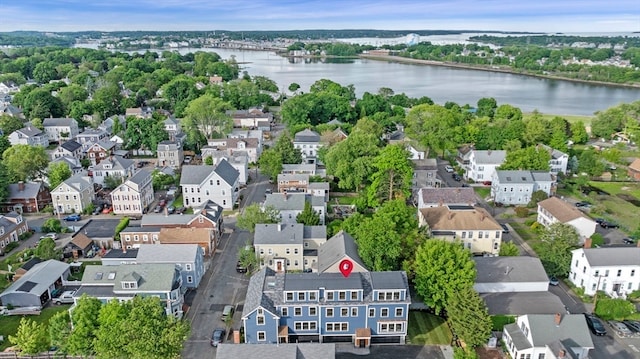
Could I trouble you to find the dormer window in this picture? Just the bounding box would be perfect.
[122,281,137,289]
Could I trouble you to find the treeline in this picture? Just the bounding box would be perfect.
[0,32,74,47]
[470,34,640,48]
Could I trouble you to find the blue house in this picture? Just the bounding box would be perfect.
[241,268,410,346]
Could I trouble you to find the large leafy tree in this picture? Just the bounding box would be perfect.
[3,144,49,182]
[9,318,49,355]
[258,148,283,180]
[578,149,605,176]
[405,104,461,157]
[499,241,520,256]
[476,97,497,119]
[94,299,131,358]
[67,295,102,356]
[124,117,169,152]
[0,115,25,135]
[47,161,72,189]
[0,162,10,203]
[538,223,580,277]
[414,239,477,314]
[273,131,302,164]
[92,83,123,118]
[48,311,72,354]
[296,201,321,226]
[500,146,551,171]
[447,287,492,348]
[162,76,200,117]
[236,203,280,233]
[35,237,59,260]
[183,94,233,139]
[23,88,64,119]
[367,144,414,207]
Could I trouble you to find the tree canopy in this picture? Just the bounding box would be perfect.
[3,144,49,182]
[538,223,580,277]
[236,203,280,233]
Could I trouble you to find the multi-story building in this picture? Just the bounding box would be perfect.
[51,140,83,160]
[537,197,596,242]
[86,140,117,165]
[140,200,224,243]
[206,152,249,186]
[254,223,327,272]
[228,108,273,129]
[51,172,95,214]
[110,169,154,215]
[203,138,261,163]
[539,144,569,175]
[277,174,309,193]
[1,182,51,213]
[242,268,410,346]
[8,126,49,147]
[76,128,109,150]
[293,129,322,164]
[180,160,240,210]
[42,118,79,143]
[156,140,183,168]
[568,247,640,297]
[416,187,477,209]
[463,150,506,182]
[92,155,135,186]
[491,170,554,206]
[133,244,205,289]
[263,193,326,225]
[0,212,28,255]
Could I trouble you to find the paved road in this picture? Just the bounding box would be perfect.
[181,171,270,359]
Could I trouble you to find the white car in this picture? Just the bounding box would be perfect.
[54,290,76,305]
[445,165,454,173]
[39,233,58,241]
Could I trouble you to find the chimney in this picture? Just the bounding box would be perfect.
[18,181,25,191]
[584,237,592,249]
[480,212,485,221]
[554,313,562,326]
[558,349,566,358]
[447,211,453,220]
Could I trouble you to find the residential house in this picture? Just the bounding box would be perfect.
[140,200,224,243]
[628,158,640,181]
[71,218,121,249]
[8,126,49,147]
[76,129,109,150]
[92,155,135,186]
[111,169,154,215]
[294,129,322,164]
[51,156,84,175]
[125,106,154,118]
[204,137,261,163]
[86,140,117,166]
[99,115,126,135]
[412,158,440,189]
[159,227,216,256]
[463,150,507,182]
[254,223,327,272]
[180,160,240,210]
[42,118,79,143]
[456,145,474,168]
[216,343,335,359]
[228,108,273,129]
[317,230,368,274]
[537,197,597,242]
[156,140,184,169]
[51,172,95,214]
[416,187,477,209]
[51,140,83,160]
[0,81,20,93]
[568,247,640,297]
[241,268,410,345]
[503,314,593,359]
[307,182,330,203]
[0,103,24,120]
[0,212,29,255]
[163,117,184,142]
[76,263,184,318]
[264,193,326,225]
[539,144,569,175]
[278,174,310,193]
[282,164,317,176]
[100,248,139,266]
[229,129,264,149]
[491,171,554,206]
[1,182,51,213]
[0,260,70,308]
[418,205,502,256]
[135,244,205,289]
[207,152,249,186]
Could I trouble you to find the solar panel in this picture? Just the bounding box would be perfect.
[447,205,474,210]
[17,281,37,292]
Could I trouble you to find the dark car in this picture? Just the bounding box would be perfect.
[623,320,640,335]
[153,205,162,213]
[167,206,175,214]
[549,276,559,286]
[500,224,510,234]
[452,174,461,181]
[594,218,606,224]
[623,238,636,245]
[575,201,591,208]
[92,205,103,215]
[584,313,607,336]
[210,328,225,347]
[175,207,186,214]
[600,221,619,229]
[236,261,247,274]
[64,214,81,221]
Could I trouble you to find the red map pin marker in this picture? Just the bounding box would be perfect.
[339,259,353,277]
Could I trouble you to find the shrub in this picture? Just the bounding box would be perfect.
[41,218,63,233]
[5,242,19,252]
[514,206,529,218]
[628,290,640,300]
[530,222,544,233]
[594,297,635,320]
[590,233,605,247]
[524,218,536,226]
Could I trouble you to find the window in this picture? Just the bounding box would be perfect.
[326,323,348,332]
[351,291,358,300]
[187,276,193,283]
[286,293,294,301]
[369,308,375,317]
[326,308,334,317]
[309,292,316,301]
[185,264,192,271]
[605,270,609,277]
[309,307,317,316]
[282,308,288,316]
[294,321,317,331]
[257,315,265,325]
[134,235,139,242]
[298,292,305,301]
[379,322,404,333]
[583,266,586,273]
[617,269,622,277]
[461,231,466,239]
[395,308,403,317]
[341,307,349,317]
[294,248,299,254]
[381,308,389,317]
[351,307,358,317]
[478,232,483,239]
[338,291,346,300]
[326,292,334,301]
[286,248,291,254]
[632,270,636,277]
[538,354,546,359]
[294,307,302,316]
[594,270,599,276]
[257,331,266,341]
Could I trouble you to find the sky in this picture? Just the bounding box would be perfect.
[0,0,639,33]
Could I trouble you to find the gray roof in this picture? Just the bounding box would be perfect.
[474,257,549,284]
[0,212,23,235]
[94,155,133,171]
[254,223,304,245]
[370,271,407,290]
[317,230,367,273]
[264,193,306,210]
[215,159,239,186]
[419,187,477,205]
[102,248,139,259]
[78,128,107,137]
[15,126,43,137]
[74,219,121,239]
[216,343,335,359]
[95,139,116,150]
[303,225,327,240]
[136,244,200,263]
[127,169,150,186]
[539,144,568,160]
[504,323,532,350]
[43,118,76,127]
[180,165,214,185]
[472,150,507,164]
[121,226,162,233]
[285,272,363,291]
[1,260,69,298]
[8,182,44,200]
[308,182,330,190]
[278,173,310,182]
[526,314,594,348]
[282,164,316,173]
[81,263,178,292]
[60,140,82,152]
[142,214,192,226]
[60,172,92,192]
[294,129,320,143]
[495,170,534,184]
[481,292,566,315]
[579,247,640,267]
[242,267,275,317]
[531,171,553,182]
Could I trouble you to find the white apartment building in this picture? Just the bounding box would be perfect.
[569,247,640,297]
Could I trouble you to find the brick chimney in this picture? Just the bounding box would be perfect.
[554,312,562,326]
[18,181,25,191]
[584,237,592,249]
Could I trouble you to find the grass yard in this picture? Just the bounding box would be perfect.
[474,187,491,200]
[590,182,640,199]
[491,315,516,331]
[0,305,70,350]
[510,222,537,242]
[523,112,594,127]
[407,311,452,345]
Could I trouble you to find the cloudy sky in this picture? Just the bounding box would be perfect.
[0,0,639,33]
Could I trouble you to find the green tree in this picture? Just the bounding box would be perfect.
[274,131,302,164]
[48,311,72,354]
[405,104,461,157]
[103,174,124,189]
[570,121,590,144]
[288,82,300,93]
[94,299,130,358]
[184,94,234,139]
[23,88,64,119]
[352,214,403,271]
[204,156,214,165]
[2,144,49,181]
[476,97,497,119]
[500,146,551,171]
[447,287,492,348]
[414,239,476,314]
[578,149,604,176]
[538,223,580,277]
[35,237,59,260]
[498,241,520,256]
[0,115,25,135]
[0,162,10,203]
[528,190,549,208]
[67,295,102,356]
[367,144,414,207]
[124,117,169,152]
[522,113,549,145]
[33,61,58,83]
[296,201,321,226]
[258,148,283,180]
[236,203,280,233]
[9,318,49,355]
[238,244,258,274]
[495,104,523,121]
[92,83,123,118]
[47,161,72,189]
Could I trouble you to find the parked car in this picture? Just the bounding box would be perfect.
[236,261,247,274]
[167,206,175,214]
[64,214,81,221]
[265,188,272,195]
[623,238,636,245]
[482,181,492,186]
[221,305,234,320]
[584,313,607,336]
[92,205,103,215]
[175,207,186,214]
[210,328,225,347]
[153,205,162,213]
[575,201,591,208]
[452,173,461,181]
[609,320,634,337]
[444,165,454,173]
[600,221,619,229]
[623,320,640,335]
[549,276,559,286]
[39,233,58,241]
[500,224,510,234]
[102,206,113,214]
[183,156,192,164]
[54,290,76,305]
[594,218,606,224]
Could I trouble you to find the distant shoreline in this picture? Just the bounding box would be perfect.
[359,54,640,90]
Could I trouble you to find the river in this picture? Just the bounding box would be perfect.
[77,45,640,115]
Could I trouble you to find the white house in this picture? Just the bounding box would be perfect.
[263,192,326,225]
[569,247,640,297]
[51,157,84,175]
[8,126,49,147]
[92,156,135,186]
[464,150,506,182]
[473,257,550,293]
[539,144,569,175]
[51,140,83,160]
[180,160,239,210]
[163,117,183,142]
[491,171,554,206]
[503,314,594,359]
[42,118,79,143]
[203,138,261,163]
[253,223,327,272]
[76,128,109,150]
[293,129,322,164]
[156,140,183,169]
[537,197,596,242]
[207,151,249,186]
[51,171,95,214]
[110,169,154,215]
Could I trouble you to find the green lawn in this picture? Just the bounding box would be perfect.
[590,182,640,199]
[491,315,516,331]
[510,222,536,241]
[523,112,594,127]
[0,305,70,350]
[473,187,491,200]
[407,311,452,345]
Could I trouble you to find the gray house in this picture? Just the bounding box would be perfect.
[0,260,70,307]
[263,193,326,225]
[491,171,554,205]
[136,244,205,289]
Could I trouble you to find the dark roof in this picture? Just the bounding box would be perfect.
[180,165,216,185]
[74,219,120,239]
[370,271,406,290]
[419,187,477,206]
[474,257,548,284]
[294,129,320,143]
[102,249,139,259]
[20,257,43,271]
[16,126,43,137]
[8,182,44,200]
[215,158,239,186]
[284,272,363,291]
[43,118,76,127]
[60,140,82,152]
[481,292,566,315]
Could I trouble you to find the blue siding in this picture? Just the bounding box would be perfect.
[243,307,280,344]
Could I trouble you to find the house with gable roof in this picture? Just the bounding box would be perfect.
[569,247,640,297]
[264,192,326,225]
[1,182,51,213]
[76,128,109,150]
[51,156,84,175]
[463,150,507,182]
[8,126,49,147]
[51,140,83,160]
[293,129,322,164]
[628,158,640,181]
[157,140,184,169]
[254,223,327,272]
[42,117,79,143]
[140,200,224,242]
[86,140,117,165]
[0,211,29,255]
[277,173,309,193]
[206,151,249,186]
[180,160,239,210]
[491,170,554,206]
[317,231,368,274]
[51,171,95,214]
[537,197,596,241]
[538,144,569,175]
[135,244,205,289]
[110,169,154,215]
[92,155,135,186]
[204,137,261,163]
[417,187,478,209]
